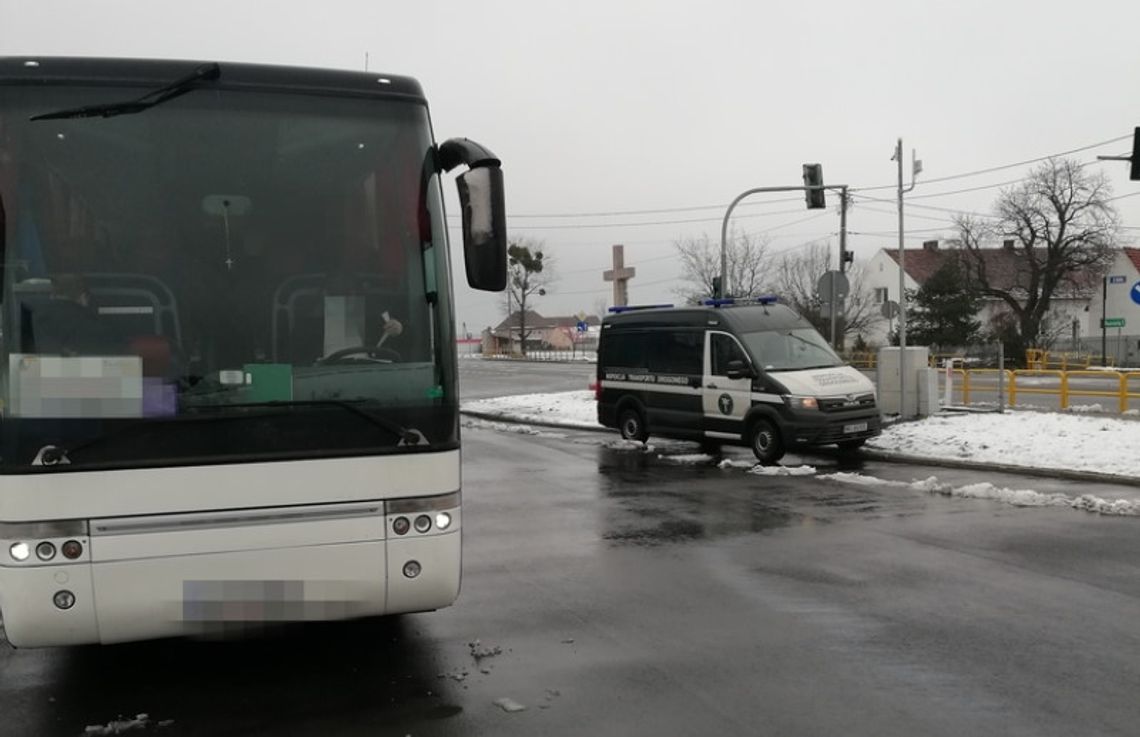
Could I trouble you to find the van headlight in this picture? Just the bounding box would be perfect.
[785,396,819,410]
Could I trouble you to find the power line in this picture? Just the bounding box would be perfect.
[447,134,1134,222]
[850,134,1132,192]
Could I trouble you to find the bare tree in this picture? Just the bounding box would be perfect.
[673,230,769,304]
[954,157,1118,358]
[504,237,555,356]
[770,241,881,345]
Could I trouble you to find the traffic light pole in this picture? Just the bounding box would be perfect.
[718,183,845,299]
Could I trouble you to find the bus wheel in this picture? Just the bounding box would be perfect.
[618,406,649,442]
[748,419,784,464]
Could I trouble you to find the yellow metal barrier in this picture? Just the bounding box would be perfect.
[1011,370,1065,408]
[946,368,1140,413]
[1127,373,1140,413]
[843,351,877,369]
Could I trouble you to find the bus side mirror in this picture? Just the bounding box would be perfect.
[440,138,507,292]
[726,360,754,380]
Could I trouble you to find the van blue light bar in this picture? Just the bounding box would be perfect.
[700,296,780,308]
[608,304,674,313]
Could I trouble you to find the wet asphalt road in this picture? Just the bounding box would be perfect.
[2,361,1140,736]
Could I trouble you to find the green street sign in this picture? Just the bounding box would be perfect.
[1102,317,1126,328]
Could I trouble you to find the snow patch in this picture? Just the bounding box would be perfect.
[493,697,527,713]
[821,472,1140,516]
[83,714,158,735]
[718,459,756,470]
[658,453,715,464]
[749,464,817,477]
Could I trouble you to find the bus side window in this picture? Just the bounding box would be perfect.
[711,334,748,376]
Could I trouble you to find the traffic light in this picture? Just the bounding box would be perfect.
[712,276,723,299]
[802,164,826,209]
[842,250,854,264]
[1131,127,1140,181]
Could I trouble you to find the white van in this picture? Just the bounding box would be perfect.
[595,299,879,463]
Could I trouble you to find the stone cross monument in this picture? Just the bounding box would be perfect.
[603,244,636,307]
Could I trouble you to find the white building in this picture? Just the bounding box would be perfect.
[863,241,1099,350]
[1088,248,1140,366]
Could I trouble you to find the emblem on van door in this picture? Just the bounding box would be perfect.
[718,393,734,415]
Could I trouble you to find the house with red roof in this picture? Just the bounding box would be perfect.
[863,240,1109,350]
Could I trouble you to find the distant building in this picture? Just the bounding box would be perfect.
[484,311,601,354]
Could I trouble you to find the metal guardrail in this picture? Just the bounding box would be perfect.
[948,368,1140,412]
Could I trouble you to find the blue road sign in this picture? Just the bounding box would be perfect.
[576,320,589,333]
[1131,281,1140,306]
[1108,275,1127,284]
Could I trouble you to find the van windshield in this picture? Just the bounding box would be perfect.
[740,328,843,372]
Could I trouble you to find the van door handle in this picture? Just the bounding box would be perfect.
[707,383,718,389]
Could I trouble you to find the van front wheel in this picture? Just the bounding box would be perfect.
[618,407,649,442]
[748,419,784,464]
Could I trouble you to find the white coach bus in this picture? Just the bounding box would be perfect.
[0,57,506,646]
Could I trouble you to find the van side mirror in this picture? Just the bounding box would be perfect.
[725,360,754,380]
[439,138,507,292]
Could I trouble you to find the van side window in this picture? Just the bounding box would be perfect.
[711,333,748,376]
[649,331,702,375]
[606,331,647,368]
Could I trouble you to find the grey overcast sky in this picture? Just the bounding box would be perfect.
[3,0,1140,332]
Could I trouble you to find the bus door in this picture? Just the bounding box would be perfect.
[702,331,752,439]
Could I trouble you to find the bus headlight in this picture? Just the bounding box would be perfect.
[36,542,56,561]
[9,542,30,562]
[413,515,432,533]
[435,512,452,531]
[402,560,422,579]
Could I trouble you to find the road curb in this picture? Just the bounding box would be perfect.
[460,409,608,433]
[462,409,1140,488]
[860,449,1140,488]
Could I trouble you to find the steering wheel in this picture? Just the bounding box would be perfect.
[319,345,402,364]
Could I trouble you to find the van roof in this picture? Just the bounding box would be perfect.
[602,303,810,332]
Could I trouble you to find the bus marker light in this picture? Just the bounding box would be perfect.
[62,540,83,559]
[414,515,432,533]
[53,590,76,610]
[435,512,452,530]
[403,560,422,579]
[36,542,57,561]
[392,517,410,535]
[9,542,30,562]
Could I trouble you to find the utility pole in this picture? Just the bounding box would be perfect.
[836,186,850,350]
[1101,275,1108,367]
[892,139,920,418]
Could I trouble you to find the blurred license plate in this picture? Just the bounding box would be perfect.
[843,422,868,434]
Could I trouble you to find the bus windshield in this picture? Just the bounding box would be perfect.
[0,83,457,472]
[740,328,844,372]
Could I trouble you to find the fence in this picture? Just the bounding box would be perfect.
[479,347,598,363]
[947,368,1140,413]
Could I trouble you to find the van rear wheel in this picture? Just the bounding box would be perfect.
[618,406,649,442]
[748,419,784,464]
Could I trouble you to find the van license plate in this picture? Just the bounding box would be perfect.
[843,422,868,434]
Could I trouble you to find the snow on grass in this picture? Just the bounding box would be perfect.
[821,472,1140,516]
[867,410,1140,479]
[461,418,568,439]
[461,390,601,430]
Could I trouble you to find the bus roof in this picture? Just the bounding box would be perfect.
[602,303,811,332]
[0,57,426,102]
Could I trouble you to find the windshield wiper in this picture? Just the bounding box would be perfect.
[30,63,221,121]
[30,399,426,468]
[251,400,429,447]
